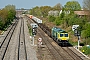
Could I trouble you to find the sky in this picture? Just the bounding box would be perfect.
[0,0,83,9]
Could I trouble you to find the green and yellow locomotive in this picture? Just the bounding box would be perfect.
[51,27,69,46]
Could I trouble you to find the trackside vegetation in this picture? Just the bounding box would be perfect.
[80,46,90,55]
[0,5,16,31]
[29,0,90,56]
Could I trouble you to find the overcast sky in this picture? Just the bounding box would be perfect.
[0,0,83,9]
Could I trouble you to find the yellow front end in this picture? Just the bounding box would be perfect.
[58,33,69,41]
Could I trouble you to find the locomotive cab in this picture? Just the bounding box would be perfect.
[51,27,69,45]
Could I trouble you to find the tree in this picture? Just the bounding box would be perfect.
[81,23,90,39]
[55,17,61,26]
[30,6,52,17]
[4,5,16,26]
[83,0,90,10]
[48,15,56,22]
[0,9,8,30]
[40,6,52,17]
[0,5,16,30]
[60,9,65,19]
[30,6,41,16]
[64,1,81,11]
[53,3,62,11]
[82,23,90,45]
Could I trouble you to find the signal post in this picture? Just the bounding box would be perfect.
[30,23,38,45]
[72,25,81,49]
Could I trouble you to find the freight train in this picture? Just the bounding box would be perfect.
[51,27,69,46]
[27,15,69,46]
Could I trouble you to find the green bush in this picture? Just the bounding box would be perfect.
[55,17,62,26]
[48,15,56,22]
[81,46,90,55]
[83,38,90,45]
[0,5,16,30]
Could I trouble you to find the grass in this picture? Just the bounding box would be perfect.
[80,46,90,55]
[0,30,4,35]
[69,40,78,46]
[27,24,32,36]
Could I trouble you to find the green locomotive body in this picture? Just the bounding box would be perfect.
[51,27,69,45]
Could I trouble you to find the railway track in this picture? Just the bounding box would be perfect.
[38,27,84,60]
[62,47,83,60]
[0,20,18,60]
[38,28,64,60]
[0,20,18,47]
[37,23,88,60]
[27,17,75,60]
[27,15,89,60]
[18,18,27,60]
